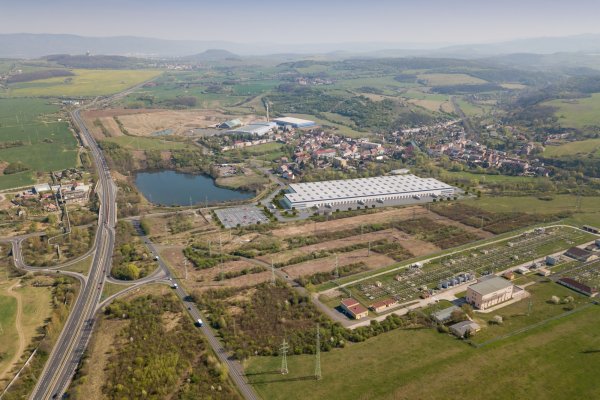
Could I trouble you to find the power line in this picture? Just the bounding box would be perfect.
[314,324,322,380]
[271,257,276,286]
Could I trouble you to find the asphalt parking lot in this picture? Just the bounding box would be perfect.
[215,206,269,228]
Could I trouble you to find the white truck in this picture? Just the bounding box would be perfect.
[195,318,203,327]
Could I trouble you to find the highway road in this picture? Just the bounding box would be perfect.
[2,79,259,399]
[28,106,118,400]
[21,84,259,398]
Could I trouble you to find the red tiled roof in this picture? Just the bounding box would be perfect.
[565,247,591,259]
[370,298,398,310]
[341,298,368,316]
[558,277,598,295]
[341,298,359,308]
[347,304,368,315]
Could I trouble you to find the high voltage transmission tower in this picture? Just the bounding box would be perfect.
[279,339,289,374]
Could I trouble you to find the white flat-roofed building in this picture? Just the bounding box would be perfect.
[281,174,455,209]
[272,117,316,128]
[226,121,277,136]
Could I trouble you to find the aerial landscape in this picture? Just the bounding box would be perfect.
[1,1,600,399]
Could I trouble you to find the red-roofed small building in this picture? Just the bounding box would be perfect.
[369,298,398,313]
[340,298,369,319]
[558,277,598,297]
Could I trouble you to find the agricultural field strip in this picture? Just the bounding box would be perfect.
[350,227,589,303]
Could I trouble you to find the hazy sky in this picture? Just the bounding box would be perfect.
[2,0,600,44]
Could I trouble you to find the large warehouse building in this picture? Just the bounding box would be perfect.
[226,121,277,136]
[273,116,316,128]
[281,174,455,209]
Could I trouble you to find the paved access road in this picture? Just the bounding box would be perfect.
[129,220,260,400]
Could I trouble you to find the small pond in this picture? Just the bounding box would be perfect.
[134,170,253,206]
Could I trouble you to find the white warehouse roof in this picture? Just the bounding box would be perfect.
[468,277,513,296]
[226,121,276,136]
[284,174,454,205]
[273,117,316,127]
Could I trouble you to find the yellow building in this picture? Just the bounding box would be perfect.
[466,277,514,310]
[340,298,369,319]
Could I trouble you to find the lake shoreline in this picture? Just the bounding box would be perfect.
[134,169,254,207]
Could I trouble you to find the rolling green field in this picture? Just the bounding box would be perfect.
[239,142,284,154]
[331,75,416,93]
[454,98,489,116]
[0,273,53,384]
[465,195,600,229]
[120,72,276,109]
[0,171,35,191]
[544,94,600,129]
[0,98,79,189]
[0,295,18,374]
[3,69,162,97]
[464,195,600,214]
[417,73,487,86]
[543,138,600,158]
[246,298,600,400]
[442,171,539,185]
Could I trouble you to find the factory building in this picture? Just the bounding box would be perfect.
[281,174,455,210]
[272,116,316,129]
[226,121,277,136]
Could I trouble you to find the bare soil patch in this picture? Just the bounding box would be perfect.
[161,247,269,292]
[282,249,395,279]
[392,229,441,256]
[161,311,182,332]
[116,109,257,137]
[271,206,427,238]
[146,211,214,242]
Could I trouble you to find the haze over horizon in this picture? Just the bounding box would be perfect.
[2,0,600,46]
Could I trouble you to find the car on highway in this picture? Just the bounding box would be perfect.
[195,318,203,327]
[154,255,159,261]
[172,283,178,289]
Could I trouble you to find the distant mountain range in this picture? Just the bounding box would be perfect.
[3,32,600,59]
[182,49,242,62]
